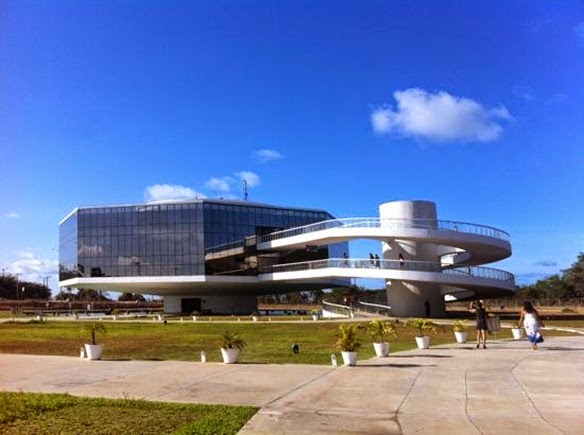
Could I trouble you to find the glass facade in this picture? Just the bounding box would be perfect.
[59,199,346,281]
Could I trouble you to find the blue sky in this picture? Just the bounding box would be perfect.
[1,1,583,294]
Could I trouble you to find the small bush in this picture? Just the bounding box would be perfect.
[561,307,575,313]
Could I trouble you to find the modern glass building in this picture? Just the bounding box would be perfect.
[59,199,349,314]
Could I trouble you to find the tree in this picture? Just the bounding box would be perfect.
[77,289,110,301]
[563,252,584,299]
[118,292,146,302]
[0,276,50,299]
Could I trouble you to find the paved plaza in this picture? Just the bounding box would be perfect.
[1,336,583,434]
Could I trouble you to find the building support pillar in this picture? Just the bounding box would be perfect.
[380,200,445,317]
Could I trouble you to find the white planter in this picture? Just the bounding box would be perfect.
[112,315,118,321]
[312,314,318,321]
[511,328,524,340]
[221,347,240,364]
[84,344,103,360]
[454,331,468,344]
[341,351,357,366]
[373,342,390,357]
[415,336,430,349]
[192,316,198,321]
[252,316,258,322]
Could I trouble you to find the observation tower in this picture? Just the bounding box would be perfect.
[378,200,513,317]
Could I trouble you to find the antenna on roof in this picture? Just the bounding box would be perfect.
[242,179,249,201]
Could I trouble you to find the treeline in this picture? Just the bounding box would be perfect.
[514,252,584,304]
[0,276,51,299]
[54,288,147,302]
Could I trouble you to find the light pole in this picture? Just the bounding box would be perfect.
[14,273,21,300]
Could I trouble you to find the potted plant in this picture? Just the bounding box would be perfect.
[251,311,259,322]
[311,309,319,321]
[81,322,107,360]
[111,308,120,321]
[368,319,397,357]
[511,321,524,339]
[191,310,200,321]
[220,331,247,364]
[409,318,436,349]
[452,320,468,344]
[335,324,362,366]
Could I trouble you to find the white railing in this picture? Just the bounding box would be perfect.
[358,296,392,316]
[257,217,510,244]
[321,298,353,317]
[259,258,514,283]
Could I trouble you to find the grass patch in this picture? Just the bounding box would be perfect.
[0,319,580,364]
[0,392,257,434]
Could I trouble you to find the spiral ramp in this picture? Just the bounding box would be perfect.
[258,200,514,317]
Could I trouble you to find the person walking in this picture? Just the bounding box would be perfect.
[469,301,488,349]
[342,252,349,267]
[518,301,544,350]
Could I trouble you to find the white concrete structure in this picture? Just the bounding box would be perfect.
[61,199,514,317]
[258,200,513,317]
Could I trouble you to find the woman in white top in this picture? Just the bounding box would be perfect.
[518,301,544,350]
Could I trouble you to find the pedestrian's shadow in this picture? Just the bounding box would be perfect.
[358,363,436,368]
[389,354,453,359]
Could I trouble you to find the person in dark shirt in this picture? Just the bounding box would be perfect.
[469,301,488,349]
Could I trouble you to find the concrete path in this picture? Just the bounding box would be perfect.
[1,336,583,434]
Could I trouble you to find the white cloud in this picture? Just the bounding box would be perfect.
[371,88,514,143]
[236,171,260,188]
[4,212,22,220]
[144,184,206,203]
[78,244,103,256]
[9,252,58,285]
[205,177,234,193]
[512,85,534,101]
[254,148,284,163]
[533,260,558,267]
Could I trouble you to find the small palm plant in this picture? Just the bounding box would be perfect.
[452,319,468,333]
[81,322,107,345]
[409,318,437,349]
[452,319,469,343]
[368,319,398,343]
[335,324,362,352]
[221,331,247,350]
[220,331,247,364]
[408,318,437,337]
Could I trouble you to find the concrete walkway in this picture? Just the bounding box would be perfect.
[1,336,583,434]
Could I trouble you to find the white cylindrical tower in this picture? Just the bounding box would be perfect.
[379,200,445,317]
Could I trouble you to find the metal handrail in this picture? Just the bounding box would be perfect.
[204,240,244,255]
[259,258,514,283]
[257,217,510,243]
[321,298,353,317]
[358,299,392,316]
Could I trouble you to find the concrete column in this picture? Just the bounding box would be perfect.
[379,200,445,317]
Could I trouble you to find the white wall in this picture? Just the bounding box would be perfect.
[380,200,445,317]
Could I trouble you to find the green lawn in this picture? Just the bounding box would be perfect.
[0,392,257,434]
[0,318,577,364]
